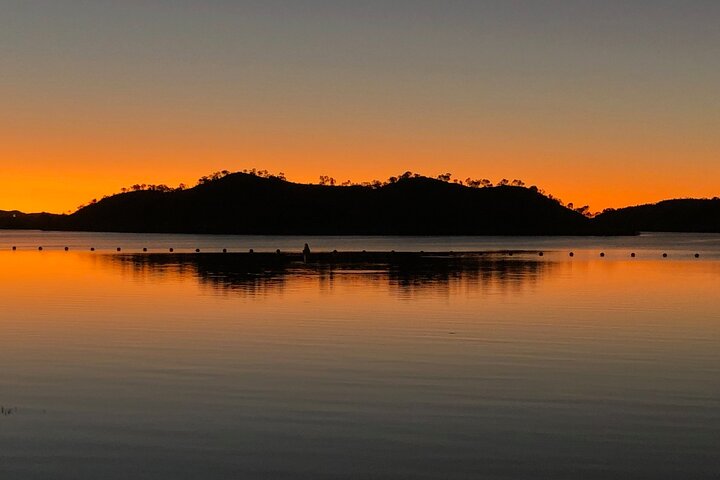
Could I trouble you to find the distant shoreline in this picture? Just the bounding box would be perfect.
[0,227,639,237]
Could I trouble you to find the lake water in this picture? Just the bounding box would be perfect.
[1,230,719,258]
[1,232,719,479]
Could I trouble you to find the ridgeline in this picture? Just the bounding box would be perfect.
[1,173,717,235]
[592,199,720,233]
[1,173,592,235]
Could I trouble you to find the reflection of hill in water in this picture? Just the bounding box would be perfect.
[108,253,556,297]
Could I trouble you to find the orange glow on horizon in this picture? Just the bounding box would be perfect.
[2,148,718,215]
[3,62,718,214]
[2,98,718,214]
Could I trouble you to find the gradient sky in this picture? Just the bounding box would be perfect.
[1,0,719,213]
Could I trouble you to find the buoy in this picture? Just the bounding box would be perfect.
[569,252,574,257]
[695,253,700,258]
[222,248,227,253]
[142,247,147,252]
[276,249,281,254]
[333,249,338,254]
[195,248,200,253]
[538,252,543,257]
[600,252,605,257]
[38,246,43,251]
[662,253,667,258]
[249,248,254,254]
[508,252,513,256]
[169,248,174,253]
[362,250,366,253]
[116,247,121,252]
[11,246,16,251]
[630,252,635,257]
[64,247,69,251]
[90,247,95,252]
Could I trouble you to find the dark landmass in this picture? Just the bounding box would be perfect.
[0,173,597,235]
[1,173,717,235]
[0,210,60,230]
[593,199,720,233]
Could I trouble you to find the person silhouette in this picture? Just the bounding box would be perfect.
[303,243,311,263]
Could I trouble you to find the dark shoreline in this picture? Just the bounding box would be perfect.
[0,227,639,236]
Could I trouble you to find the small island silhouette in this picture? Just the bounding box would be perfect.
[1,170,718,235]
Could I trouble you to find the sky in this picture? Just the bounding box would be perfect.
[1,0,719,213]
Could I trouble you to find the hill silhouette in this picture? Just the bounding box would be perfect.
[2,174,717,235]
[593,199,720,233]
[1,173,596,235]
[0,210,61,230]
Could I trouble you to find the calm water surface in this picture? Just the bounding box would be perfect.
[1,232,719,479]
[1,230,719,258]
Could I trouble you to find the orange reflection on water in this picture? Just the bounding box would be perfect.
[1,252,718,338]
